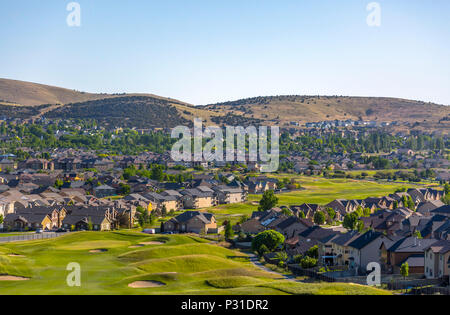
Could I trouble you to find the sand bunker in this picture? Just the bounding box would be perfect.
[129,245,145,248]
[140,241,165,246]
[0,275,30,281]
[89,249,108,253]
[128,280,166,288]
[8,254,25,258]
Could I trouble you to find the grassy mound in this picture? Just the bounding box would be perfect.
[120,243,247,262]
[0,231,391,295]
[135,255,244,274]
[206,276,263,289]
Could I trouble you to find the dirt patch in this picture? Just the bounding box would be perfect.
[140,242,165,246]
[0,275,30,281]
[128,280,166,288]
[89,249,108,253]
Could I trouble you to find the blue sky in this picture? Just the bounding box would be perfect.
[0,0,449,105]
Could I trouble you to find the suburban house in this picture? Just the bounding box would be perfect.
[382,237,438,274]
[0,158,16,171]
[4,213,52,230]
[163,211,218,234]
[180,187,217,209]
[144,191,181,212]
[346,231,388,274]
[274,216,313,239]
[424,240,450,280]
[62,215,111,231]
[18,158,53,171]
[246,177,278,194]
[212,185,246,204]
[93,185,116,198]
[360,208,415,236]
[416,200,445,215]
[234,218,266,235]
[292,203,324,220]
[319,231,361,267]
[326,199,362,218]
[4,206,67,230]
[431,205,450,218]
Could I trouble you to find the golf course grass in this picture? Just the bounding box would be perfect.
[206,175,425,224]
[0,231,390,295]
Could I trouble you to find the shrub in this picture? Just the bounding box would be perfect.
[300,256,318,269]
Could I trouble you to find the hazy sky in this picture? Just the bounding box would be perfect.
[0,0,449,105]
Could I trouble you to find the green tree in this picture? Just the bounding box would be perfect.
[343,212,360,231]
[275,251,289,268]
[161,205,168,217]
[444,183,450,195]
[225,223,234,240]
[300,256,318,269]
[119,183,131,196]
[314,211,326,225]
[251,230,285,253]
[400,262,409,280]
[442,184,450,205]
[257,244,269,257]
[305,245,319,259]
[325,208,336,222]
[0,214,3,225]
[258,190,279,211]
[87,217,93,231]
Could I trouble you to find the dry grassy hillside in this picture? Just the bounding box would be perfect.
[0,78,188,107]
[202,95,450,130]
[0,78,114,106]
[1,79,448,133]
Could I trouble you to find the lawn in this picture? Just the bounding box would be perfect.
[205,175,425,223]
[0,231,389,295]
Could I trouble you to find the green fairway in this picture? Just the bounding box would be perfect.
[0,231,390,295]
[206,175,424,222]
[254,175,427,205]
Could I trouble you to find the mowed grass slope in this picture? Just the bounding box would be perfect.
[207,175,420,223]
[0,231,389,295]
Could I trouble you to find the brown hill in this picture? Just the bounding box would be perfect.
[202,95,450,133]
[0,79,448,133]
[0,78,187,107]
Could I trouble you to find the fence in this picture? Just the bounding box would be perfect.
[0,232,69,243]
[288,264,447,291]
[288,264,337,282]
[386,278,443,291]
[410,286,450,295]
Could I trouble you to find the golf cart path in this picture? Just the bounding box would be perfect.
[248,253,299,283]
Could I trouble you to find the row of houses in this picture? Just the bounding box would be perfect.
[238,201,450,281]
[315,228,450,280]
[2,204,132,232]
[287,188,446,222]
[122,184,247,213]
